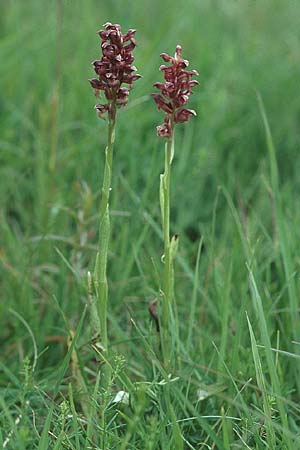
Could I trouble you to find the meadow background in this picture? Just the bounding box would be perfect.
[1,0,300,448]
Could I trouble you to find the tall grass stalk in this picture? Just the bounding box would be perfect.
[257,93,299,345]
[248,267,293,449]
[247,314,277,448]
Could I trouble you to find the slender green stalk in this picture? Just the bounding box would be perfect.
[160,132,183,446]
[92,118,115,449]
[94,117,115,360]
[160,126,175,368]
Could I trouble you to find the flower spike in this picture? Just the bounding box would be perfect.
[152,45,198,137]
[89,23,141,120]
[152,45,199,368]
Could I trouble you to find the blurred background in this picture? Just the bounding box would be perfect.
[1,0,300,367]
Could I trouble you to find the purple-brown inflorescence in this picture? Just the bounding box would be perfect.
[89,22,141,120]
[152,45,198,138]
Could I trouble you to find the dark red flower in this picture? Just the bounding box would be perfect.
[151,94,173,114]
[89,23,141,120]
[175,108,196,123]
[156,116,172,138]
[152,45,198,138]
[95,103,110,119]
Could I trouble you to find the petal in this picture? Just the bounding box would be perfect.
[89,78,105,90]
[123,39,136,52]
[175,45,182,59]
[123,29,136,42]
[186,69,199,76]
[156,116,172,138]
[98,30,109,40]
[153,82,165,89]
[156,123,171,138]
[160,52,173,63]
[189,80,199,87]
[177,59,189,69]
[151,94,173,113]
[173,93,190,107]
[118,87,130,95]
[174,108,196,123]
[95,103,109,119]
[130,73,142,81]
[123,73,142,84]
[104,86,113,100]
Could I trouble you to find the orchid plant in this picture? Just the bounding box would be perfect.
[152,45,198,367]
[89,22,140,371]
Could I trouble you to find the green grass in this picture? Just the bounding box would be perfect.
[1,0,300,448]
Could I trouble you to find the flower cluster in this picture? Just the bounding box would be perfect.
[89,22,141,120]
[152,45,198,138]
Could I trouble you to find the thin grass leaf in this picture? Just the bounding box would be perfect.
[246,314,277,448]
[247,267,293,449]
[38,307,86,450]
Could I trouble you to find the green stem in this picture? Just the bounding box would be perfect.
[161,129,183,444]
[94,116,115,449]
[94,117,115,359]
[161,129,174,369]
